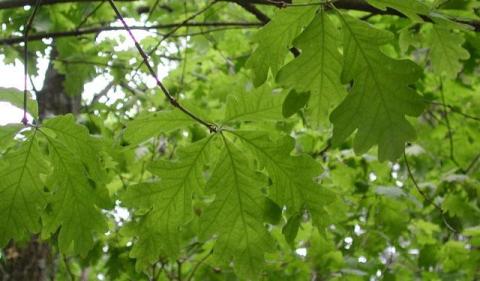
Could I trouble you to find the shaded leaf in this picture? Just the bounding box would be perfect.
[246,5,316,86]
[277,10,346,124]
[427,24,470,78]
[0,133,48,245]
[200,136,274,279]
[330,14,424,161]
[230,131,344,228]
[122,136,214,267]
[282,90,310,118]
[124,111,194,145]
[224,85,285,123]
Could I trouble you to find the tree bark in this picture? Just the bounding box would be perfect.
[1,238,55,281]
[38,47,82,120]
[1,45,81,281]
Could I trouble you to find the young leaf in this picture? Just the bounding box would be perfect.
[122,136,214,267]
[277,10,346,124]
[0,133,48,246]
[124,111,194,145]
[427,24,470,78]
[246,5,316,86]
[0,87,38,119]
[223,85,286,123]
[200,135,274,279]
[330,14,424,161]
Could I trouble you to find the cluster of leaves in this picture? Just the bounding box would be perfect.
[1,0,480,280]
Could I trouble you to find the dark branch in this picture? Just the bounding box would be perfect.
[0,0,136,9]
[223,0,480,31]
[0,22,262,45]
[231,0,270,24]
[3,0,479,31]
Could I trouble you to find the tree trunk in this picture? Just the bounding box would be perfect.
[1,237,55,281]
[1,45,81,281]
[38,47,82,120]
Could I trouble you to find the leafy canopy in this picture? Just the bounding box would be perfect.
[0,0,479,280]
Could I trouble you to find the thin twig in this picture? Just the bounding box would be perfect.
[76,0,105,29]
[177,260,183,281]
[178,0,189,96]
[63,255,76,281]
[439,79,460,168]
[107,0,218,133]
[146,0,161,22]
[262,0,330,7]
[426,100,480,122]
[403,152,458,233]
[22,0,42,125]
[28,74,39,93]
[186,251,212,281]
[89,81,114,105]
[130,0,218,82]
[465,152,480,175]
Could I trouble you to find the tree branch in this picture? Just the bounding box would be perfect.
[231,0,270,24]
[4,0,479,31]
[107,0,218,133]
[0,0,136,9]
[130,0,218,83]
[223,0,480,31]
[0,22,262,45]
[404,153,458,233]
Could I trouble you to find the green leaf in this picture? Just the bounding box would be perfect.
[283,213,302,246]
[277,10,346,124]
[124,111,194,145]
[412,220,440,245]
[43,114,107,183]
[200,135,274,279]
[264,197,282,225]
[0,133,48,246]
[440,241,470,272]
[0,124,23,149]
[223,84,286,123]
[122,136,214,267]
[367,0,431,21]
[229,131,343,228]
[427,24,470,78]
[55,39,97,96]
[246,5,316,86]
[282,90,310,118]
[40,117,108,255]
[330,14,424,161]
[0,87,38,119]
